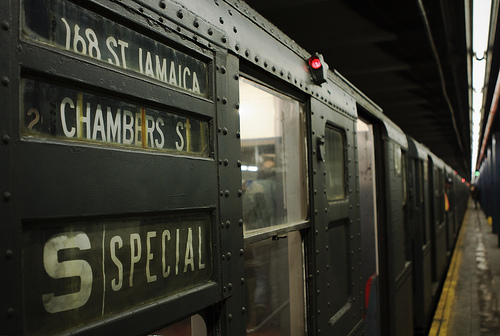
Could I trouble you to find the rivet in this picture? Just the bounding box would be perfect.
[159,0,166,9]
[227,252,232,259]
[236,132,241,139]
[226,220,231,228]
[218,159,223,165]
[233,26,238,33]
[234,74,239,80]
[223,127,228,135]
[235,44,240,51]
[221,66,226,74]
[239,219,243,226]
[223,158,229,166]
[5,250,13,259]
[241,277,245,284]
[3,134,10,144]
[3,191,11,202]
[221,36,227,43]
[139,7,144,13]
[237,160,242,167]
[7,308,14,317]
[228,283,233,290]
[264,61,268,68]
[235,103,240,109]
[245,50,250,57]
[240,249,244,256]
[224,190,230,197]
[177,10,183,19]
[222,97,227,104]
[238,189,243,197]
[2,21,9,31]
[219,17,224,24]
[255,56,259,63]
[208,28,213,35]
[194,20,199,28]
[2,76,9,86]
[242,307,246,314]
[228,314,233,322]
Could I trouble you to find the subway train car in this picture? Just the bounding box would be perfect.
[0,0,469,335]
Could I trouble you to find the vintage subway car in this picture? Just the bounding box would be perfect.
[0,0,469,335]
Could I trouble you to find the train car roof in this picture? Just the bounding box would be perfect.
[174,0,364,118]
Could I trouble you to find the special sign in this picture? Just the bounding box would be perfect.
[22,78,210,155]
[23,214,212,336]
[22,0,209,97]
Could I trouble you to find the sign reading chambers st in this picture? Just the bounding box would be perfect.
[21,78,210,154]
[23,214,212,336]
[22,0,209,97]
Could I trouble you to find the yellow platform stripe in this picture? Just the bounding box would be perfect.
[428,209,468,336]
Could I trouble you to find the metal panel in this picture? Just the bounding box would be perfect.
[309,97,363,335]
[4,0,231,334]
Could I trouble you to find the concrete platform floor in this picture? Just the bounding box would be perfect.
[431,200,500,335]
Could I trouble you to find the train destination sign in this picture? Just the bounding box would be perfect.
[21,79,210,155]
[22,0,209,97]
[22,214,212,336]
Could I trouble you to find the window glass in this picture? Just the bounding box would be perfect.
[325,126,346,201]
[239,78,307,232]
[244,231,305,335]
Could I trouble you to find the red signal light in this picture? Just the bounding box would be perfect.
[307,53,329,85]
[462,178,466,183]
[309,57,322,70]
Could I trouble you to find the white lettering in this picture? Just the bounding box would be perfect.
[183,67,190,90]
[129,233,141,287]
[122,110,134,144]
[60,97,76,137]
[183,228,194,273]
[106,36,120,66]
[146,115,155,147]
[110,235,123,291]
[155,55,167,82]
[92,104,106,141]
[192,72,200,94]
[107,107,121,143]
[175,121,185,150]
[118,40,128,69]
[42,232,92,313]
[169,61,177,86]
[198,226,205,270]
[145,51,154,77]
[155,118,165,148]
[146,231,157,283]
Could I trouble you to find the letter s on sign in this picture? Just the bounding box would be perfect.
[42,232,93,313]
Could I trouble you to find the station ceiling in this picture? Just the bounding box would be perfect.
[245,0,473,179]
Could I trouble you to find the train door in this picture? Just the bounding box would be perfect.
[238,75,308,335]
[309,98,363,335]
[357,119,381,335]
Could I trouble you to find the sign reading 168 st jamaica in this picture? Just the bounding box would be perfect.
[22,214,212,336]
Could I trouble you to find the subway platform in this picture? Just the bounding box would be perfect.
[430,199,500,336]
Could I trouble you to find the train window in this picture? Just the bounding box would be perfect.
[325,126,346,201]
[239,78,307,233]
[394,145,402,175]
[149,314,207,335]
[244,231,305,335]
